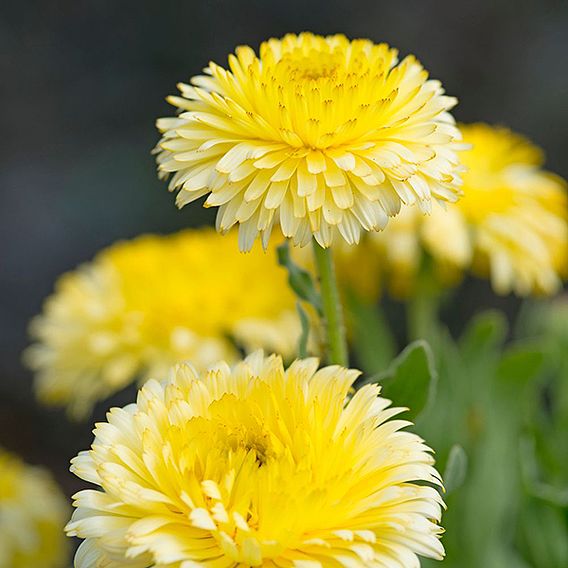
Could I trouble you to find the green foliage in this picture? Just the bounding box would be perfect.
[443,445,468,495]
[520,437,568,507]
[517,499,568,568]
[372,340,437,422]
[352,298,568,568]
[296,302,310,359]
[497,343,544,386]
[422,314,547,568]
[348,292,396,375]
[277,242,322,314]
[458,309,507,363]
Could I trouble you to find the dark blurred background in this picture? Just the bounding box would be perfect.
[1,0,567,496]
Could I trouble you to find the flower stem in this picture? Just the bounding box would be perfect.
[407,292,440,341]
[406,262,443,341]
[312,241,348,367]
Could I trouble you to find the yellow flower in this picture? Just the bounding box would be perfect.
[0,448,69,568]
[373,123,568,296]
[67,351,445,567]
[155,32,465,251]
[25,228,301,418]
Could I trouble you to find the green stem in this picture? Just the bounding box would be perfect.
[407,292,441,341]
[312,241,348,366]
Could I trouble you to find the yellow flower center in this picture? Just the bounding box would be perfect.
[186,394,280,470]
[222,35,406,150]
[280,49,340,81]
[221,423,273,465]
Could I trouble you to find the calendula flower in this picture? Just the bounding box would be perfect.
[67,351,445,567]
[25,228,301,418]
[155,32,464,251]
[373,123,568,296]
[0,448,69,568]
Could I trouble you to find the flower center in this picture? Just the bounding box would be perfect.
[222,424,273,465]
[281,49,340,82]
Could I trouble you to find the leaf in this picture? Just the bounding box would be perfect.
[347,291,396,375]
[277,242,322,314]
[443,444,468,495]
[518,499,568,568]
[497,343,544,386]
[296,302,310,359]
[459,310,507,362]
[372,340,438,421]
[519,437,568,507]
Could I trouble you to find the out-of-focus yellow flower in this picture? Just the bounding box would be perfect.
[373,123,568,297]
[67,351,445,567]
[25,228,301,418]
[334,239,383,303]
[0,448,68,568]
[156,32,465,251]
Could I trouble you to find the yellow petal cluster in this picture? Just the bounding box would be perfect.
[156,32,465,251]
[25,228,300,418]
[372,123,568,296]
[67,351,445,567]
[0,448,69,568]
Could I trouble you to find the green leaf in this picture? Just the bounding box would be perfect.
[459,310,507,362]
[277,242,322,314]
[497,343,544,386]
[373,340,438,421]
[519,437,568,507]
[443,444,468,495]
[517,499,568,568]
[347,291,396,375]
[296,302,310,359]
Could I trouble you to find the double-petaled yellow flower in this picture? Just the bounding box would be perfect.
[156,32,464,251]
[0,448,69,568]
[25,228,301,418]
[373,123,568,296]
[67,352,445,567]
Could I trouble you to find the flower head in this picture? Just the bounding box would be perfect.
[25,228,300,418]
[373,123,568,296]
[156,32,464,251]
[67,351,444,567]
[0,448,69,568]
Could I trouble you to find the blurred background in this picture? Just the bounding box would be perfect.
[1,0,567,554]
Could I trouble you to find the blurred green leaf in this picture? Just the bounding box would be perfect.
[296,302,310,359]
[277,242,322,314]
[443,445,468,495]
[459,310,507,362]
[497,343,544,386]
[517,499,568,568]
[373,340,437,421]
[347,292,396,376]
[520,437,568,507]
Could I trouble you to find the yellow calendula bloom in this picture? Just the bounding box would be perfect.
[373,123,568,296]
[25,228,301,418]
[155,32,465,251]
[0,448,69,568]
[67,351,445,567]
